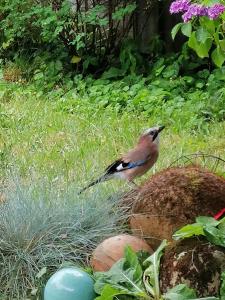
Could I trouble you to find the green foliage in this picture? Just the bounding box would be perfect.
[173,216,225,248]
[164,284,197,300]
[143,240,167,299]
[0,178,127,299]
[0,0,137,75]
[94,246,149,299]
[94,242,220,300]
[172,17,225,67]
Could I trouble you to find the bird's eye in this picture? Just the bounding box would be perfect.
[149,131,155,135]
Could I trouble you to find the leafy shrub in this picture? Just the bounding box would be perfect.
[170,0,225,67]
[0,0,137,77]
[0,178,127,299]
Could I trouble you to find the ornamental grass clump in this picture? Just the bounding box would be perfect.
[0,179,127,299]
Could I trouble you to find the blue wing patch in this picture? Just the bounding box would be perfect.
[126,159,147,169]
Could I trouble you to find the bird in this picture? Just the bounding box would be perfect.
[78,125,165,194]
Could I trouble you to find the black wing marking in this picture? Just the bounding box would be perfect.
[105,159,130,175]
[105,158,148,175]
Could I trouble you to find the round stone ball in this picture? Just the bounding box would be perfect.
[91,234,153,272]
[44,267,95,300]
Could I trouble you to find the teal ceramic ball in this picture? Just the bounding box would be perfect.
[44,267,95,300]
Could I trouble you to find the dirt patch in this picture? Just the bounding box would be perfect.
[160,238,225,297]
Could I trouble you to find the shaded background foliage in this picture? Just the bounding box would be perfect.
[0,0,180,76]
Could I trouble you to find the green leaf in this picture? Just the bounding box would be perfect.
[211,47,225,67]
[204,226,225,247]
[143,240,167,298]
[196,216,220,227]
[173,223,204,240]
[196,27,211,43]
[94,284,130,300]
[219,40,225,52]
[102,67,125,79]
[200,17,215,35]
[171,23,182,40]
[164,284,197,300]
[94,246,148,298]
[181,23,192,37]
[188,32,212,58]
[112,4,136,20]
[71,56,81,64]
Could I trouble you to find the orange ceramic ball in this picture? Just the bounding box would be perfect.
[91,234,153,272]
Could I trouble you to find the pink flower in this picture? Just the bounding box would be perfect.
[170,0,190,14]
[207,3,225,19]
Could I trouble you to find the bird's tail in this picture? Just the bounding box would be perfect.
[78,174,109,194]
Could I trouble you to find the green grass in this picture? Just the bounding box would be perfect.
[1,81,225,192]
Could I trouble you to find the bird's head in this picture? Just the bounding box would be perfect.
[142,125,165,144]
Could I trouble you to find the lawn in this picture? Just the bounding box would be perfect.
[1,82,225,190]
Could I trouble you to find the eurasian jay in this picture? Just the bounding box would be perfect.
[79,125,165,193]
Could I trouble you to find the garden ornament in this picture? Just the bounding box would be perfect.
[79,125,165,193]
[44,267,95,300]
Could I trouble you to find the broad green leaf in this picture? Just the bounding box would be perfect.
[204,226,225,247]
[220,271,225,300]
[196,27,211,43]
[94,284,129,300]
[143,240,167,298]
[171,23,182,40]
[188,32,199,53]
[188,32,211,58]
[196,216,220,227]
[173,223,204,240]
[94,246,148,298]
[211,47,225,67]
[200,17,215,35]
[164,284,197,300]
[181,23,192,37]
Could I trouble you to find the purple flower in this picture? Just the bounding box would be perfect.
[182,4,208,22]
[207,3,225,19]
[169,0,190,14]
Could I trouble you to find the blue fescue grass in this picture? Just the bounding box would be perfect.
[0,177,128,299]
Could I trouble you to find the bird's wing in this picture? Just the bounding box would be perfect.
[105,156,150,175]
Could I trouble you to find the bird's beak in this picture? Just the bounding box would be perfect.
[158,125,165,133]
